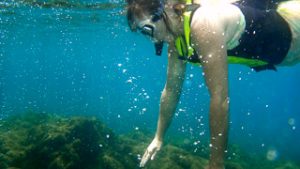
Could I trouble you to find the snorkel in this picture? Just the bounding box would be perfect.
[155,41,164,55]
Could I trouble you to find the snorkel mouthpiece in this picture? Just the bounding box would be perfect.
[140,25,154,37]
[155,41,164,56]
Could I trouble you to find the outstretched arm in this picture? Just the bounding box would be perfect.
[191,15,229,169]
[140,44,186,167]
[155,44,187,142]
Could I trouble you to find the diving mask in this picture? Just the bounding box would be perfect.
[137,7,164,38]
[137,3,165,56]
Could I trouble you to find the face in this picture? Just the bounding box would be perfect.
[135,13,173,43]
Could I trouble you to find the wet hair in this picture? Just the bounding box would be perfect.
[126,0,164,31]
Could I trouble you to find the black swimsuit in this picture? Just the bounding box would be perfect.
[228,3,292,71]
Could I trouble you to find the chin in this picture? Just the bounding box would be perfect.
[165,35,175,43]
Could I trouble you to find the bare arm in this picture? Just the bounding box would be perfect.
[191,14,229,169]
[140,43,186,167]
[155,44,187,141]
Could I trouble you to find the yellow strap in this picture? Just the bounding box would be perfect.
[183,0,195,58]
[175,37,183,56]
[183,11,194,57]
[188,56,269,67]
[176,0,269,67]
[227,56,269,67]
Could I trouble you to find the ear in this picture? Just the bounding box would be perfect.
[173,3,200,16]
[173,3,186,16]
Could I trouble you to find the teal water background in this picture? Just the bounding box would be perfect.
[1,0,300,163]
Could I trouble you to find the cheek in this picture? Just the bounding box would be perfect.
[154,23,168,39]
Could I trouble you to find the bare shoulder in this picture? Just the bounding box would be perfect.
[191,3,243,31]
[190,3,245,49]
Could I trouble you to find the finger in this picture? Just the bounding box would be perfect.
[140,156,149,167]
[150,150,157,160]
[142,150,151,161]
[140,151,151,167]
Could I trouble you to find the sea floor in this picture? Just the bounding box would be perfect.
[0,112,299,169]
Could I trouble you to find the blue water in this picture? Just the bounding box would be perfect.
[1,0,300,163]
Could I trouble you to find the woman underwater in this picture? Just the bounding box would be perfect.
[126,0,300,168]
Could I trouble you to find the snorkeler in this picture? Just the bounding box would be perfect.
[126,0,300,168]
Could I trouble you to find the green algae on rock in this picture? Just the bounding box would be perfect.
[0,112,137,169]
[0,112,299,169]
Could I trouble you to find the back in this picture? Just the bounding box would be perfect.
[228,3,292,70]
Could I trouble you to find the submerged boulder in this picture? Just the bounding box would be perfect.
[0,112,299,169]
[122,131,209,169]
[0,112,137,169]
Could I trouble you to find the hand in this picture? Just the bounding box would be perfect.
[139,137,162,167]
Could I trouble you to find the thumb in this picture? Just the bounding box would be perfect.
[150,148,158,160]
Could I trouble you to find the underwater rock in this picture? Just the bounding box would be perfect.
[147,145,207,169]
[0,112,299,169]
[0,112,137,169]
[0,112,210,169]
[274,162,300,169]
[123,132,208,169]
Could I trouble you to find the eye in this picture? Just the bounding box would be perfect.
[151,14,162,22]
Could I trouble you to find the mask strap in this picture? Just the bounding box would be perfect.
[152,0,164,22]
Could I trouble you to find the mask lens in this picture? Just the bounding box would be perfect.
[151,14,162,22]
